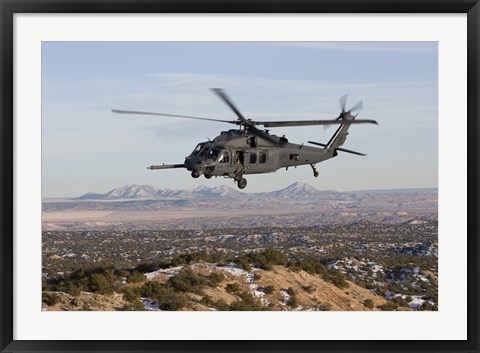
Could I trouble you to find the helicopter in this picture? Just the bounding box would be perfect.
[112,89,378,189]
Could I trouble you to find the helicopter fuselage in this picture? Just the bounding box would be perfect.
[183,129,336,180]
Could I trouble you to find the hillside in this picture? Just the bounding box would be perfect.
[42,263,387,311]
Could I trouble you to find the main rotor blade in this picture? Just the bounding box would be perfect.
[261,119,378,127]
[339,94,348,113]
[211,88,247,122]
[111,109,237,125]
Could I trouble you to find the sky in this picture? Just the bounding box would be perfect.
[42,42,438,197]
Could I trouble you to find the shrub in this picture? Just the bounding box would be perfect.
[127,271,146,283]
[327,269,349,289]
[65,282,81,297]
[249,254,273,270]
[42,292,60,306]
[379,301,399,311]
[392,297,409,307]
[87,273,115,294]
[286,287,295,296]
[229,300,253,311]
[141,281,167,299]
[421,302,433,311]
[253,273,262,281]
[122,287,141,302]
[298,259,326,276]
[213,299,230,311]
[287,295,299,308]
[205,272,225,288]
[237,291,256,306]
[302,285,315,294]
[167,268,206,293]
[261,249,288,266]
[201,296,229,311]
[319,302,332,311]
[157,290,187,311]
[264,285,275,294]
[363,299,375,309]
[225,283,241,294]
[234,256,252,271]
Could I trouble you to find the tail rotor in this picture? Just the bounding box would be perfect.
[325,94,363,130]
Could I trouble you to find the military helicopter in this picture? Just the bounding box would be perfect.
[112,89,377,189]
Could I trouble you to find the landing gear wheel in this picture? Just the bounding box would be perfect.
[314,171,319,178]
[311,164,319,178]
[204,174,212,179]
[237,178,247,189]
[191,171,200,178]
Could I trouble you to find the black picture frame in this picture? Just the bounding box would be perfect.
[1,1,478,352]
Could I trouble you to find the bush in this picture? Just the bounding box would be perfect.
[65,282,81,297]
[392,297,409,307]
[167,268,206,293]
[234,256,252,271]
[158,290,187,311]
[87,273,115,294]
[141,281,167,299]
[261,249,288,266]
[379,301,399,311]
[253,273,262,281]
[127,271,146,283]
[298,259,327,276]
[229,300,254,311]
[42,292,60,306]
[122,287,141,302]
[205,272,225,288]
[287,295,299,308]
[363,299,375,309]
[319,302,332,311]
[286,287,295,296]
[200,296,229,311]
[302,285,315,294]
[225,283,241,294]
[327,269,349,289]
[264,285,275,294]
[213,299,230,311]
[237,291,256,306]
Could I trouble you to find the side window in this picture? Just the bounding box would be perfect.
[260,152,267,163]
[221,151,230,164]
[250,153,257,164]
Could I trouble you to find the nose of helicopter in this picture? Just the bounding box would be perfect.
[184,156,203,171]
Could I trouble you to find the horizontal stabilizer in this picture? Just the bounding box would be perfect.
[148,164,185,170]
[308,141,366,156]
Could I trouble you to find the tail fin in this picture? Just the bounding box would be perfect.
[326,113,356,150]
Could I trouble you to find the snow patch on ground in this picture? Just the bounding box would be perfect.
[249,284,265,298]
[145,266,184,280]
[216,263,249,277]
[279,290,290,305]
[408,296,425,308]
[141,297,161,311]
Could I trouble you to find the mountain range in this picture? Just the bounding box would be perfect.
[71,182,436,202]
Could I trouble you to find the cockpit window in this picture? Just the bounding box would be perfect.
[207,148,221,160]
[192,143,207,156]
